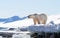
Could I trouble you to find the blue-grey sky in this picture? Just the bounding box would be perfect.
[0,0,60,17]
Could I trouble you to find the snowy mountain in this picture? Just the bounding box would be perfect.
[0,16,27,23]
[0,15,33,28]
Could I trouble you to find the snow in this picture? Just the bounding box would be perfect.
[0,18,34,28]
[46,14,60,24]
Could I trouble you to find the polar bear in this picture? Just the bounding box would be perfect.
[28,13,47,25]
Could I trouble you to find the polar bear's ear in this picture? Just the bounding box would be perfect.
[34,13,37,15]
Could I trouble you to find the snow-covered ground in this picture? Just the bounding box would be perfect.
[0,18,34,28]
[47,14,60,24]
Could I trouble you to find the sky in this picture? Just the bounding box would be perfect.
[0,0,60,18]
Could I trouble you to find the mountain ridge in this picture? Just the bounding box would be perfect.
[0,16,28,23]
